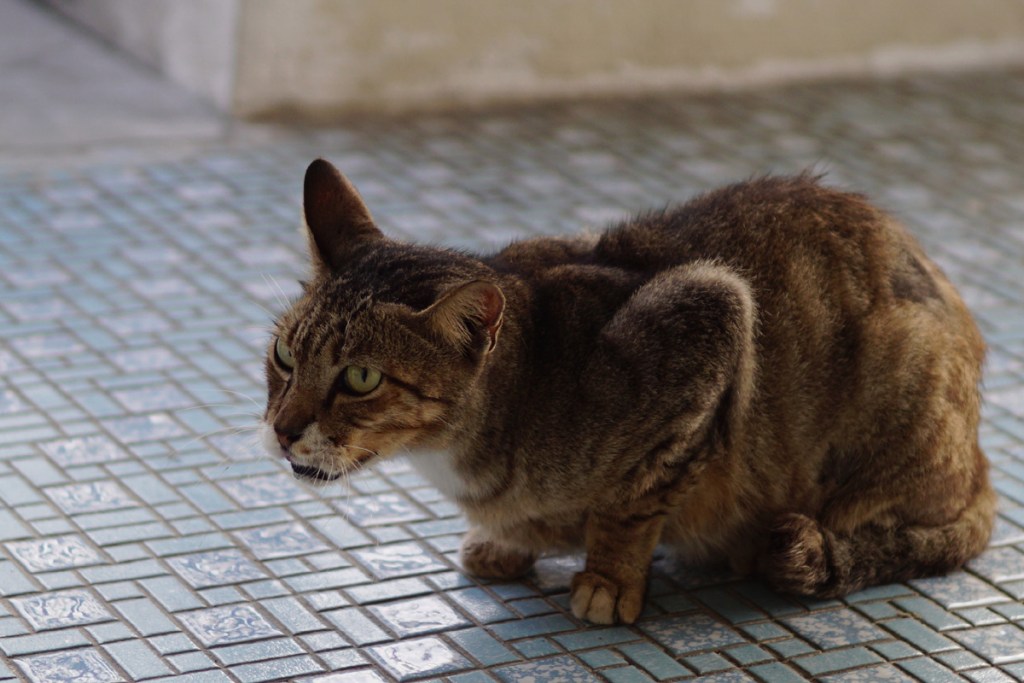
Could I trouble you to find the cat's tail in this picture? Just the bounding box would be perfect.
[758,473,997,598]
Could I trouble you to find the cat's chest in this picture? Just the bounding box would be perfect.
[407,450,470,501]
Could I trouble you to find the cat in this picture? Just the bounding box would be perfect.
[261,158,995,625]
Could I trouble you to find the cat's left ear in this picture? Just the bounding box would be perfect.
[421,281,505,356]
[303,158,383,272]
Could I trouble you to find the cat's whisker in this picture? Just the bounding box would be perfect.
[262,272,292,312]
[183,402,262,417]
[247,295,279,323]
[174,424,260,453]
[210,389,265,409]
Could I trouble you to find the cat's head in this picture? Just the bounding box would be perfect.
[261,159,505,484]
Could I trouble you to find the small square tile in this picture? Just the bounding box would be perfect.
[339,492,428,526]
[12,589,112,630]
[232,522,327,562]
[167,549,267,588]
[44,480,137,514]
[494,655,601,683]
[783,608,888,648]
[219,473,312,508]
[949,624,1024,665]
[5,534,103,572]
[17,649,120,683]
[177,604,282,646]
[639,613,746,655]
[351,542,448,579]
[368,636,472,681]
[370,595,469,637]
[910,573,1010,610]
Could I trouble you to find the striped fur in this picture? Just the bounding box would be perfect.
[263,159,994,624]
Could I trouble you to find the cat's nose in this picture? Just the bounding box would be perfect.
[275,427,303,450]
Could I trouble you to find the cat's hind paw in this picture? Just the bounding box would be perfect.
[759,512,833,596]
[570,571,645,624]
[459,529,535,580]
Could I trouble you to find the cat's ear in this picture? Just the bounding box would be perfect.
[303,158,383,271]
[421,281,505,355]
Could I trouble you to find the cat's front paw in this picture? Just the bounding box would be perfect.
[570,570,645,625]
[460,529,535,580]
[759,512,832,596]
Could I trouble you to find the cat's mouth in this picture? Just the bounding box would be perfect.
[290,462,342,482]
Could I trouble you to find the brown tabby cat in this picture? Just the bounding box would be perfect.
[262,158,995,624]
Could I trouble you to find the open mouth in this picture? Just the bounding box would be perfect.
[290,462,342,482]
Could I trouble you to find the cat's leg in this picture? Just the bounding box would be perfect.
[459,526,536,580]
[571,509,666,624]
[571,262,757,624]
[760,477,996,597]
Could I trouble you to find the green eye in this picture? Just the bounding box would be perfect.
[274,337,296,370]
[343,365,382,394]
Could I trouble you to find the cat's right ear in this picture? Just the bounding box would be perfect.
[419,281,506,357]
[303,158,383,272]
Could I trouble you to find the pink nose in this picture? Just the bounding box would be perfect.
[275,428,301,450]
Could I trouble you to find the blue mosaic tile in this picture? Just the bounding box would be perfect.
[44,480,137,514]
[949,624,1024,665]
[339,492,429,526]
[16,648,121,683]
[782,608,888,648]
[512,637,561,658]
[346,577,432,605]
[895,657,965,682]
[167,549,267,588]
[489,614,576,640]
[894,596,970,631]
[794,647,884,676]
[39,435,129,466]
[746,661,808,683]
[177,604,282,646]
[495,654,601,682]
[370,595,469,637]
[261,596,326,634]
[5,534,103,572]
[554,627,641,651]
[231,655,323,683]
[1,629,91,657]
[819,663,918,682]
[219,473,312,508]
[448,627,520,667]
[323,608,392,646]
[0,511,32,544]
[639,613,747,655]
[113,597,179,637]
[212,637,305,666]
[12,588,112,630]
[233,521,328,559]
[910,573,1013,610]
[601,666,657,683]
[368,635,472,681]
[967,546,1024,583]
[104,638,174,679]
[961,607,1008,627]
[351,541,449,579]
[620,641,693,679]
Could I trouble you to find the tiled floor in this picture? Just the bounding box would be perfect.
[2,51,1024,683]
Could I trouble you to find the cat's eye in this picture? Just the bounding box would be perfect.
[274,337,296,371]
[343,365,382,394]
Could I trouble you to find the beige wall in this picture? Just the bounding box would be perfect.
[48,0,240,110]
[48,0,1024,118]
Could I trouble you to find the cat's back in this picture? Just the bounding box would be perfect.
[597,174,972,321]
